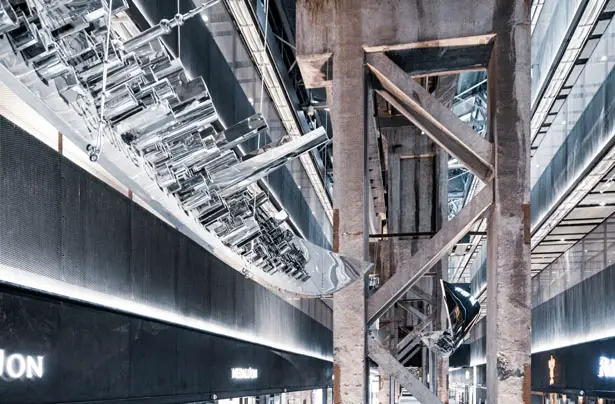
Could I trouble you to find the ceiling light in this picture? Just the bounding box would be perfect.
[600,201,606,206]
[201,14,209,22]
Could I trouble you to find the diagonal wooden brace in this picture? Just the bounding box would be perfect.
[369,336,443,404]
[367,182,493,324]
[367,52,494,183]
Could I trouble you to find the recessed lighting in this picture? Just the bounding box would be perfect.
[248,97,254,104]
[201,14,209,22]
[600,201,606,206]
[560,238,566,242]
[601,55,608,62]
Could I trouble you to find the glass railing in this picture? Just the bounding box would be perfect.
[532,213,615,307]
[531,41,615,228]
[531,0,584,107]
[531,16,615,189]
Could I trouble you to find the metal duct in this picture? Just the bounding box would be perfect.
[0,0,370,296]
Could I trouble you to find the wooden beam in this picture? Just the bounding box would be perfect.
[363,33,496,53]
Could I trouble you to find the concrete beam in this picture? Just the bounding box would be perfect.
[398,337,420,362]
[367,183,493,323]
[296,0,496,65]
[408,286,434,305]
[398,302,427,321]
[367,52,493,182]
[396,313,435,353]
[368,336,443,404]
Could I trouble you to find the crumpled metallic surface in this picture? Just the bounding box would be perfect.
[422,281,481,357]
[0,0,371,296]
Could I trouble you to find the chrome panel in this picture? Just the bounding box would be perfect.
[0,0,369,296]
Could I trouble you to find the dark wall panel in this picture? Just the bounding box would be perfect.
[0,116,332,360]
[532,336,615,398]
[0,286,332,404]
[61,161,132,294]
[532,262,615,354]
[0,117,61,278]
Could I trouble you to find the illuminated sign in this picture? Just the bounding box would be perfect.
[548,355,556,385]
[598,356,615,378]
[231,367,258,380]
[0,349,44,380]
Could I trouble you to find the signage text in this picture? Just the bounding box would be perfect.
[0,349,44,380]
[231,367,258,380]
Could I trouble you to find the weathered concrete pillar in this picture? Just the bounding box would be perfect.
[330,1,366,403]
[485,0,531,402]
[378,373,391,404]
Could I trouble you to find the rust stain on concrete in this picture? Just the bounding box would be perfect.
[333,208,340,252]
[523,362,531,403]
[333,363,341,404]
[303,0,332,19]
[523,203,531,245]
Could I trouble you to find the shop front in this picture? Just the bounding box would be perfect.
[532,337,615,403]
[0,285,332,404]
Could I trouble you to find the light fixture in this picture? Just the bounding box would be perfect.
[600,201,606,206]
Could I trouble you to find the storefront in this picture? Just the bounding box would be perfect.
[0,285,332,404]
[532,337,615,403]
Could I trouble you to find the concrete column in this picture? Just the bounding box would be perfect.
[330,1,366,403]
[485,0,531,402]
[378,372,396,404]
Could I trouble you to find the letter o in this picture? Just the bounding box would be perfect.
[6,354,26,379]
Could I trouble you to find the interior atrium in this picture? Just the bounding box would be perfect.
[0,0,613,403]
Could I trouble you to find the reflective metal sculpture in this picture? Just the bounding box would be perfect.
[421,281,480,357]
[0,0,371,295]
